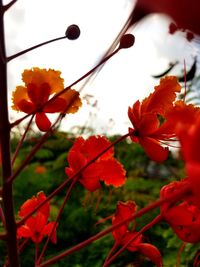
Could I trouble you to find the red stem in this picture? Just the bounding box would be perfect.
[0,2,20,266]
[11,114,34,165]
[38,186,190,267]
[37,178,78,264]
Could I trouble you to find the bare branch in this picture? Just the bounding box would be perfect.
[3,0,17,12]
[7,36,67,62]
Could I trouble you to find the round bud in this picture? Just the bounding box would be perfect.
[119,34,135,49]
[65,24,80,40]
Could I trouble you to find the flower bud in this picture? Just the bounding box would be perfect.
[65,24,80,40]
[119,34,135,49]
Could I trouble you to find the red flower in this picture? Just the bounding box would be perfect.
[12,68,82,131]
[128,76,181,162]
[171,103,200,208]
[17,192,57,244]
[160,180,200,243]
[112,201,162,267]
[65,136,126,192]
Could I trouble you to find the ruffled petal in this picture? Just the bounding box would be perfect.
[98,159,126,187]
[60,89,82,114]
[83,136,114,161]
[12,86,29,111]
[22,68,64,93]
[141,76,181,115]
[35,112,51,132]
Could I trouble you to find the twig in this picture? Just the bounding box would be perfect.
[7,36,67,62]
[3,0,17,12]
[11,114,34,165]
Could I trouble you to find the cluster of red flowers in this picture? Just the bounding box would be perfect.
[15,69,200,266]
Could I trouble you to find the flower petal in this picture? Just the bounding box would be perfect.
[27,83,50,105]
[141,76,181,115]
[83,136,114,161]
[12,86,29,111]
[60,89,82,114]
[112,201,137,243]
[17,225,32,239]
[44,97,67,113]
[35,112,51,132]
[98,159,126,187]
[17,99,35,113]
[22,68,64,93]
[137,243,163,267]
[43,222,57,244]
[139,137,169,162]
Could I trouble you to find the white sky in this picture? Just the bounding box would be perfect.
[3,0,199,135]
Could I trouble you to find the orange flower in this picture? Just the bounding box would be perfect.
[128,76,181,162]
[12,68,82,131]
[17,192,57,244]
[65,136,126,192]
[35,165,47,174]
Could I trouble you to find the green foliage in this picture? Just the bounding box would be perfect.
[7,132,198,266]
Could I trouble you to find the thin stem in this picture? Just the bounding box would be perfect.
[37,178,78,264]
[17,133,130,227]
[176,242,186,267]
[0,2,20,266]
[38,186,190,267]
[0,203,6,227]
[7,36,67,62]
[11,114,34,165]
[103,214,162,267]
[8,129,52,183]
[0,232,7,240]
[35,244,39,267]
[103,242,118,265]
[3,0,17,12]
[10,48,120,128]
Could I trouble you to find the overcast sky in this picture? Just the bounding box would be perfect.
[4,0,198,135]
